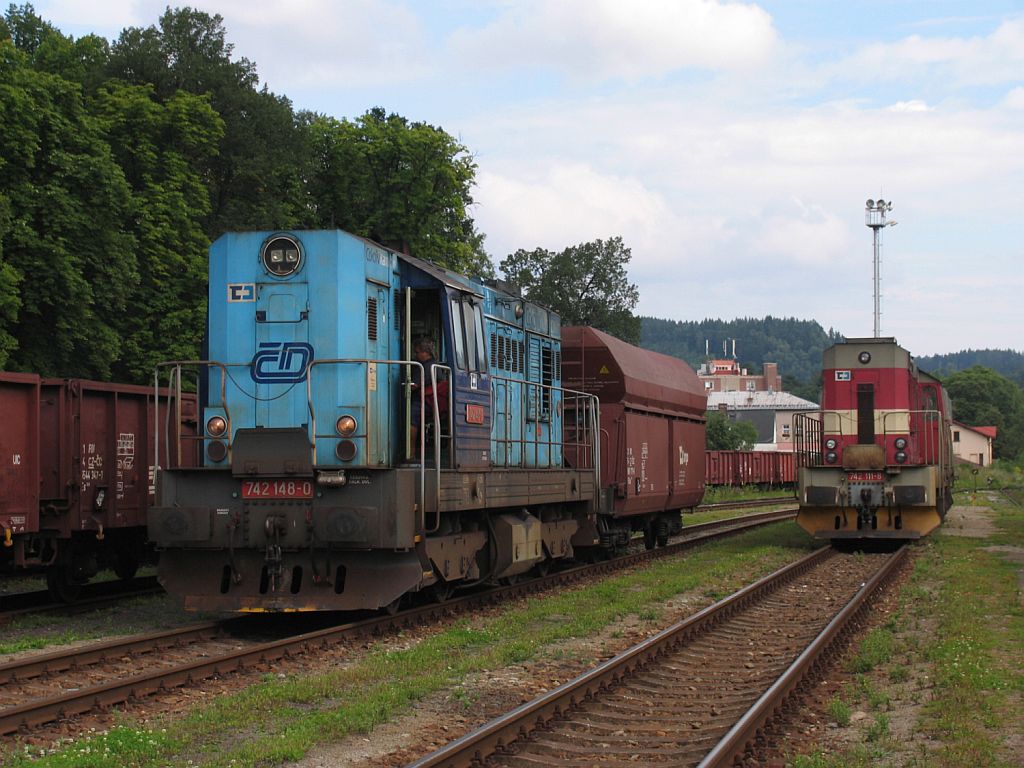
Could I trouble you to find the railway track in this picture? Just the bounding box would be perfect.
[0,500,784,626]
[0,576,163,627]
[0,507,795,738]
[406,543,905,768]
[696,495,794,512]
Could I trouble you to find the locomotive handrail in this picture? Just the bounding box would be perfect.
[424,363,453,534]
[488,374,600,492]
[153,361,231,472]
[795,408,944,470]
[305,358,453,532]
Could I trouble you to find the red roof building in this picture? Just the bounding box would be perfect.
[951,421,997,466]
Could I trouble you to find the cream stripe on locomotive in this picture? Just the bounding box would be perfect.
[820,409,912,436]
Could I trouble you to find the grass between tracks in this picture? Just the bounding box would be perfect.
[792,477,1024,767]
[2,521,816,768]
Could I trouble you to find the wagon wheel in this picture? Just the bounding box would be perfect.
[429,580,454,603]
[46,562,83,603]
[643,524,657,550]
[381,595,404,615]
[113,551,139,581]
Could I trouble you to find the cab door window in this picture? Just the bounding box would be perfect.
[450,295,486,373]
[449,297,466,370]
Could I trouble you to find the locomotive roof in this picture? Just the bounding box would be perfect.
[824,337,913,371]
[561,326,706,416]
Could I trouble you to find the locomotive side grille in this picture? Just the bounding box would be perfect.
[393,289,402,330]
[367,297,378,341]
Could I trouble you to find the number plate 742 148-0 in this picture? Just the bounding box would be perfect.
[241,479,314,499]
[847,472,884,483]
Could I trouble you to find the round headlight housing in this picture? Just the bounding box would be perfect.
[825,438,837,450]
[894,437,907,450]
[895,451,907,464]
[207,440,228,462]
[336,415,357,437]
[858,351,872,364]
[825,451,838,464]
[207,415,227,437]
[261,235,302,277]
[336,440,357,462]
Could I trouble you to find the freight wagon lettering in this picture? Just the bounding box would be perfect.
[12,454,20,465]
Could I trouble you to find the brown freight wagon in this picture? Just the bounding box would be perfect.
[705,449,796,488]
[0,375,197,600]
[561,327,706,549]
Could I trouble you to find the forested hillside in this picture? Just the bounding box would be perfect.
[917,349,1024,387]
[640,316,842,383]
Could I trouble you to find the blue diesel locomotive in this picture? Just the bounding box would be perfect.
[149,230,602,611]
[148,229,704,612]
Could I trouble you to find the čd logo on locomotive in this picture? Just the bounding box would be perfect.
[250,341,315,383]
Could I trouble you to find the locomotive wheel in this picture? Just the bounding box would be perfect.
[46,564,83,603]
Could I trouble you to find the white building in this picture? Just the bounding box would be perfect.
[951,422,996,466]
[707,391,819,451]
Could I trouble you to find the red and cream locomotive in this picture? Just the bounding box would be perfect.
[793,337,954,540]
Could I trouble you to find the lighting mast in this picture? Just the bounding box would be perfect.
[865,198,897,337]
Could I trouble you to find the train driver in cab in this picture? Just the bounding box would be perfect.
[410,337,440,451]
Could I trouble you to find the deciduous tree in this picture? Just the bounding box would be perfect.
[305,108,488,275]
[944,366,1024,460]
[705,411,759,450]
[500,236,640,343]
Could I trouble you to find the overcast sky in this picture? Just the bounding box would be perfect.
[36,0,1024,357]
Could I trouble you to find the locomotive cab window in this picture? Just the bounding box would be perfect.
[449,295,486,372]
[857,383,875,444]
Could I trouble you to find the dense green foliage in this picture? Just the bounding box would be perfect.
[705,411,759,450]
[0,4,485,380]
[943,366,1024,461]
[641,315,842,383]
[918,348,1024,388]
[305,108,488,276]
[500,236,641,343]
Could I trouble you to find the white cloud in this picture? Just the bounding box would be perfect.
[1003,87,1024,109]
[448,0,779,81]
[887,100,933,113]
[202,0,432,88]
[34,0,145,34]
[477,164,677,256]
[832,17,1024,87]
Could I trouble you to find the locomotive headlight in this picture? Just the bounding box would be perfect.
[825,451,838,464]
[336,415,357,437]
[207,440,228,462]
[207,415,227,437]
[336,440,357,462]
[825,438,837,450]
[261,235,302,277]
[895,451,907,464]
[894,437,907,450]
